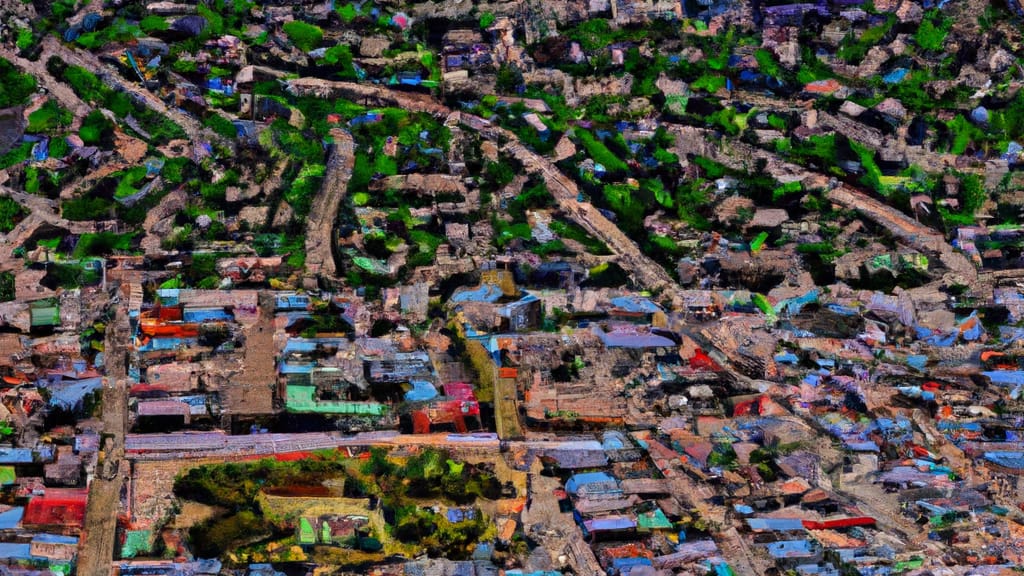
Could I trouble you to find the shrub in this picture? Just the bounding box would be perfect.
[79,110,113,145]
[0,272,13,302]
[27,100,72,133]
[0,197,26,233]
[203,113,237,139]
[575,129,628,173]
[63,196,114,221]
[915,10,950,52]
[283,20,323,52]
[0,58,37,108]
[140,15,168,33]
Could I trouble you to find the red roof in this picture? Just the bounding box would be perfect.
[23,488,88,529]
[802,516,875,530]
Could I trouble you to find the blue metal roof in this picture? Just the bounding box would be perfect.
[765,540,816,559]
[183,308,233,323]
[31,533,78,545]
[984,371,1024,386]
[565,471,616,494]
[984,451,1024,470]
[610,296,662,314]
[0,448,34,464]
[746,518,805,531]
[0,507,23,529]
[43,377,103,410]
[405,380,438,402]
[0,543,32,560]
[450,284,504,304]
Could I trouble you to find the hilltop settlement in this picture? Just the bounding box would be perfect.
[3,0,1024,573]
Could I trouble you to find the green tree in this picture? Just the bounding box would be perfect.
[495,64,522,94]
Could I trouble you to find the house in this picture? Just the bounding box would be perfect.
[22,488,88,534]
[30,533,78,562]
[29,299,60,331]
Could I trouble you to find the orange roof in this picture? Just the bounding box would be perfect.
[804,79,842,94]
[499,518,516,541]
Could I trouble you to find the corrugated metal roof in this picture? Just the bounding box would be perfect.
[765,540,816,559]
[746,517,806,532]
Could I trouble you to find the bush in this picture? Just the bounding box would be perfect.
[203,113,237,139]
[0,58,37,108]
[72,232,135,258]
[79,110,114,145]
[60,65,106,104]
[0,197,26,233]
[27,100,72,133]
[140,15,168,33]
[63,196,114,221]
[915,10,950,52]
[0,272,13,302]
[282,20,323,52]
[575,129,628,173]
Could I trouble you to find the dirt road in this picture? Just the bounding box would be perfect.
[77,296,130,576]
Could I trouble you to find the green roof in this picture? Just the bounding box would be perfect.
[120,529,151,558]
[0,466,15,485]
[30,305,59,327]
[286,385,387,416]
[298,517,316,545]
[637,508,673,531]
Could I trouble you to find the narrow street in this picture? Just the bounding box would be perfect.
[305,129,355,284]
[77,296,130,576]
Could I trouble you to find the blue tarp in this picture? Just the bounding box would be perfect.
[42,377,103,410]
[405,380,437,402]
[882,68,909,84]
[593,326,675,348]
[915,325,956,347]
[183,308,232,323]
[612,557,653,570]
[565,471,616,495]
[0,448,34,464]
[984,452,1024,471]
[775,289,818,316]
[138,337,197,351]
[845,441,880,452]
[602,431,627,451]
[747,518,805,531]
[765,540,815,559]
[279,362,315,375]
[826,303,858,316]
[275,294,310,310]
[0,544,32,560]
[32,534,78,545]
[446,508,476,523]
[610,296,662,314]
[906,355,927,370]
[0,508,23,530]
[1000,326,1024,342]
[450,284,503,304]
[775,352,799,364]
[984,371,1024,386]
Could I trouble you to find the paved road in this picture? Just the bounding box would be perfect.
[305,129,354,284]
[77,298,129,576]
